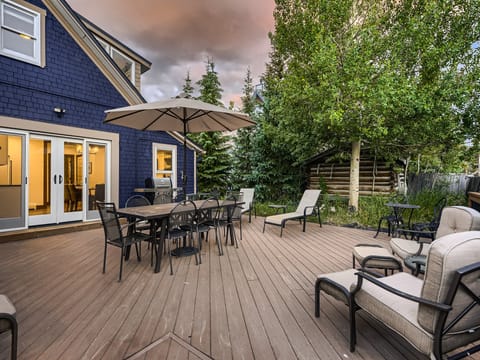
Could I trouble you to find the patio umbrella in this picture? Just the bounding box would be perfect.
[104,97,255,198]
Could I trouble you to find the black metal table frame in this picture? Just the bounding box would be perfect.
[385,202,420,236]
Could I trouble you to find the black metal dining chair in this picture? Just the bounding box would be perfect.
[195,197,223,256]
[97,201,152,281]
[166,200,198,275]
[217,195,240,248]
[125,195,156,265]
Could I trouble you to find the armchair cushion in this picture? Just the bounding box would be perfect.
[390,206,480,260]
[351,273,431,354]
[0,294,16,333]
[419,231,480,335]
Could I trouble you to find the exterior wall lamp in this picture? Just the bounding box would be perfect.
[54,107,66,117]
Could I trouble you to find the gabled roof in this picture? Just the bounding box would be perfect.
[78,14,151,74]
[41,0,203,153]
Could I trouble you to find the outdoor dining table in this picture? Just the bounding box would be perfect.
[385,202,420,236]
[116,199,242,273]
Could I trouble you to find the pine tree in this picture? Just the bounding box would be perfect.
[181,71,194,98]
[231,68,257,188]
[192,58,232,193]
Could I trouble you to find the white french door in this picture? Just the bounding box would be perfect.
[28,136,84,226]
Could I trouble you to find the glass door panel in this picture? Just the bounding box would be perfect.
[29,137,83,226]
[86,142,107,220]
[0,132,26,230]
[28,138,53,223]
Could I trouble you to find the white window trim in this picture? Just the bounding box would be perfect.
[95,35,135,83]
[152,143,177,188]
[0,0,45,66]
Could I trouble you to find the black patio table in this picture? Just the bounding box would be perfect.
[385,202,420,236]
[116,199,241,273]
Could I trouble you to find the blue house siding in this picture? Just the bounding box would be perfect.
[0,0,195,209]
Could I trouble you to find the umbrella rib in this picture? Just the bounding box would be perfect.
[104,110,145,123]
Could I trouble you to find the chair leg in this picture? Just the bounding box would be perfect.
[11,319,17,360]
[197,233,202,264]
[302,216,307,232]
[168,240,173,275]
[349,301,357,352]
[119,247,124,282]
[135,242,141,262]
[239,218,243,240]
[262,220,266,233]
[215,227,223,255]
[315,279,321,317]
[374,217,383,238]
[103,243,107,274]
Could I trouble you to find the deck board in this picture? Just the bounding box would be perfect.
[1,217,479,359]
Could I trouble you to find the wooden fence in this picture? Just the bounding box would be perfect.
[407,173,471,195]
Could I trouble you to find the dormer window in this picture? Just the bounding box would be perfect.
[0,0,45,66]
[96,36,135,83]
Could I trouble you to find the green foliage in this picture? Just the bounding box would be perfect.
[191,58,232,193]
[182,71,195,98]
[256,0,480,204]
[196,58,223,106]
[231,68,257,188]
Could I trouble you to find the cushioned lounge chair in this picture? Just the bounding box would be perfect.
[350,231,480,359]
[263,189,322,237]
[390,206,480,273]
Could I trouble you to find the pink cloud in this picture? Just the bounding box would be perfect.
[68,0,275,107]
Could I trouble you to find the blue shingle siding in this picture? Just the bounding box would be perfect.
[0,0,195,207]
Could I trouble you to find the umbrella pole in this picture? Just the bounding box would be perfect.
[183,119,187,200]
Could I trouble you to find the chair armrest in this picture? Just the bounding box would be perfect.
[396,228,436,241]
[351,271,452,312]
[303,205,319,216]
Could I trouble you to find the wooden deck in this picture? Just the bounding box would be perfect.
[0,217,467,359]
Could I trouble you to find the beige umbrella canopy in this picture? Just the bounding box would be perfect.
[104,97,255,198]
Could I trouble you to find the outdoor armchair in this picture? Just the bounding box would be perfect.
[350,231,480,359]
[263,189,322,237]
[390,206,480,274]
[0,294,17,360]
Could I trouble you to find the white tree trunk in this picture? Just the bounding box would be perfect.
[349,140,361,211]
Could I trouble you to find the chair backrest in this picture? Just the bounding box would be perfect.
[240,188,254,211]
[168,200,196,232]
[125,195,150,208]
[295,189,321,215]
[227,192,243,219]
[197,197,219,225]
[96,201,122,243]
[429,197,447,230]
[418,231,480,345]
[436,206,480,239]
[95,184,105,203]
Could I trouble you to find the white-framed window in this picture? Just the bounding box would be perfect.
[95,36,135,83]
[152,143,176,186]
[0,0,44,66]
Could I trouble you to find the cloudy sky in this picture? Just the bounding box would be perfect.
[68,0,276,107]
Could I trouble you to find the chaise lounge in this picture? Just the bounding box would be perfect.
[263,189,322,237]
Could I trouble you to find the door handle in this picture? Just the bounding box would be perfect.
[54,174,57,184]
[59,175,63,184]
